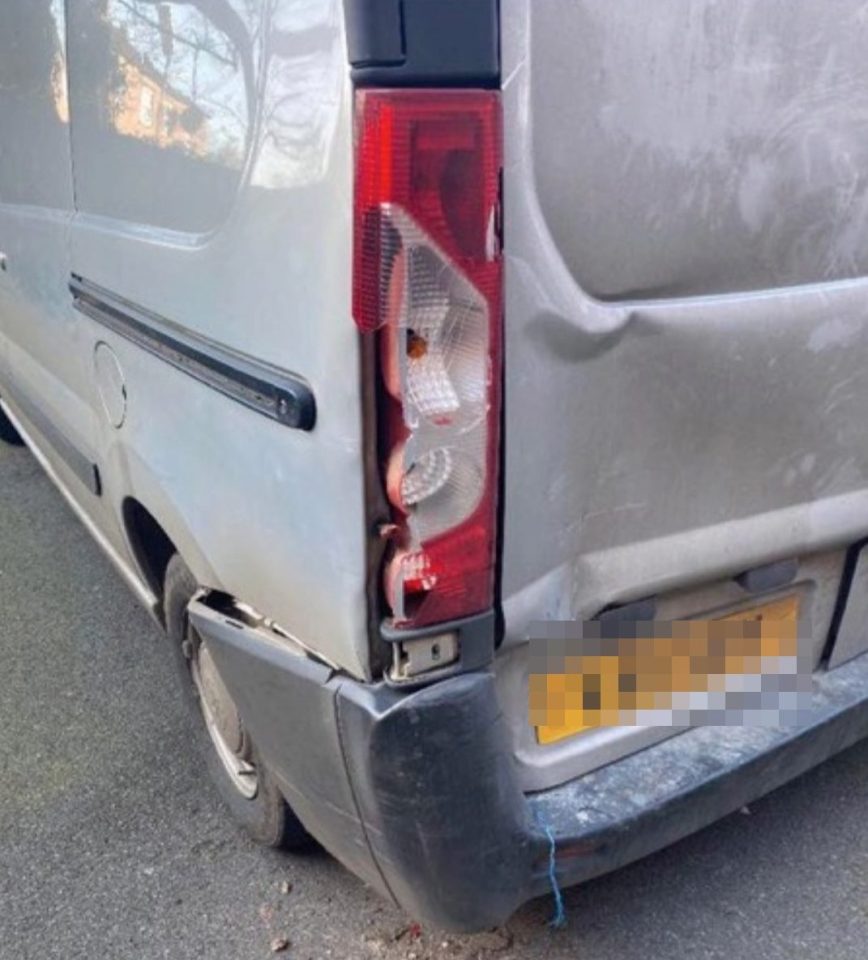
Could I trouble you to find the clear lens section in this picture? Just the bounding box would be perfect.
[380,207,490,543]
[402,243,488,425]
[400,448,453,506]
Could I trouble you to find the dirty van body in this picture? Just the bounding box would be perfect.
[4,0,868,932]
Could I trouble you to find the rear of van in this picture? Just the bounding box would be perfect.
[5,0,868,933]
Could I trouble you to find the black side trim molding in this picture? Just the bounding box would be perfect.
[344,0,500,87]
[70,276,316,432]
[0,378,101,495]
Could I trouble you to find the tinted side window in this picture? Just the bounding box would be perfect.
[67,0,250,234]
[0,0,73,209]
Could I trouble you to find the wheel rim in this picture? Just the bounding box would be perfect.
[188,627,259,800]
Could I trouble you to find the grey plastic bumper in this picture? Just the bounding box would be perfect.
[190,599,868,932]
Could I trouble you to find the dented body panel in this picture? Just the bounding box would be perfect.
[498,0,868,784]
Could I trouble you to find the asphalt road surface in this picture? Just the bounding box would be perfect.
[4,440,868,960]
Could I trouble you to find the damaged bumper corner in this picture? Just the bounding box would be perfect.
[189,596,868,932]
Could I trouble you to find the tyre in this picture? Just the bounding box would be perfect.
[0,403,24,446]
[163,553,310,848]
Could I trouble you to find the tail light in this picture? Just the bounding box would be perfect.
[353,90,503,630]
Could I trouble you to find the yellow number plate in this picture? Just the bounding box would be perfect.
[531,595,801,745]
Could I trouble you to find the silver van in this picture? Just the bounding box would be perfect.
[4,0,868,932]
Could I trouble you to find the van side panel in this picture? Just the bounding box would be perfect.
[64,0,368,675]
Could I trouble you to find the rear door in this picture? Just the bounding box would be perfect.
[498,0,868,786]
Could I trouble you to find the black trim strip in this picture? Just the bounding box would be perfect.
[344,0,500,88]
[70,276,316,432]
[0,378,101,496]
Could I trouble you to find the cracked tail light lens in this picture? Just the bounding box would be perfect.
[353,90,502,629]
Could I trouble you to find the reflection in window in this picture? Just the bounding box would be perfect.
[102,0,248,168]
[69,0,254,233]
[138,85,155,127]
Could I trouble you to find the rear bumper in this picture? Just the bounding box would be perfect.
[191,599,868,932]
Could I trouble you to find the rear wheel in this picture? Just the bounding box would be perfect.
[163,553,309,848]
[0,403,24,446]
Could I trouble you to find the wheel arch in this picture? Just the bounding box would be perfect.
[122,497,177,609]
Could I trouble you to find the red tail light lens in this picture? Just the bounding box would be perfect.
[353,90,502,629]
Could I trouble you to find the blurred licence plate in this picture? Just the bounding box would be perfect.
[530,595,801,745]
